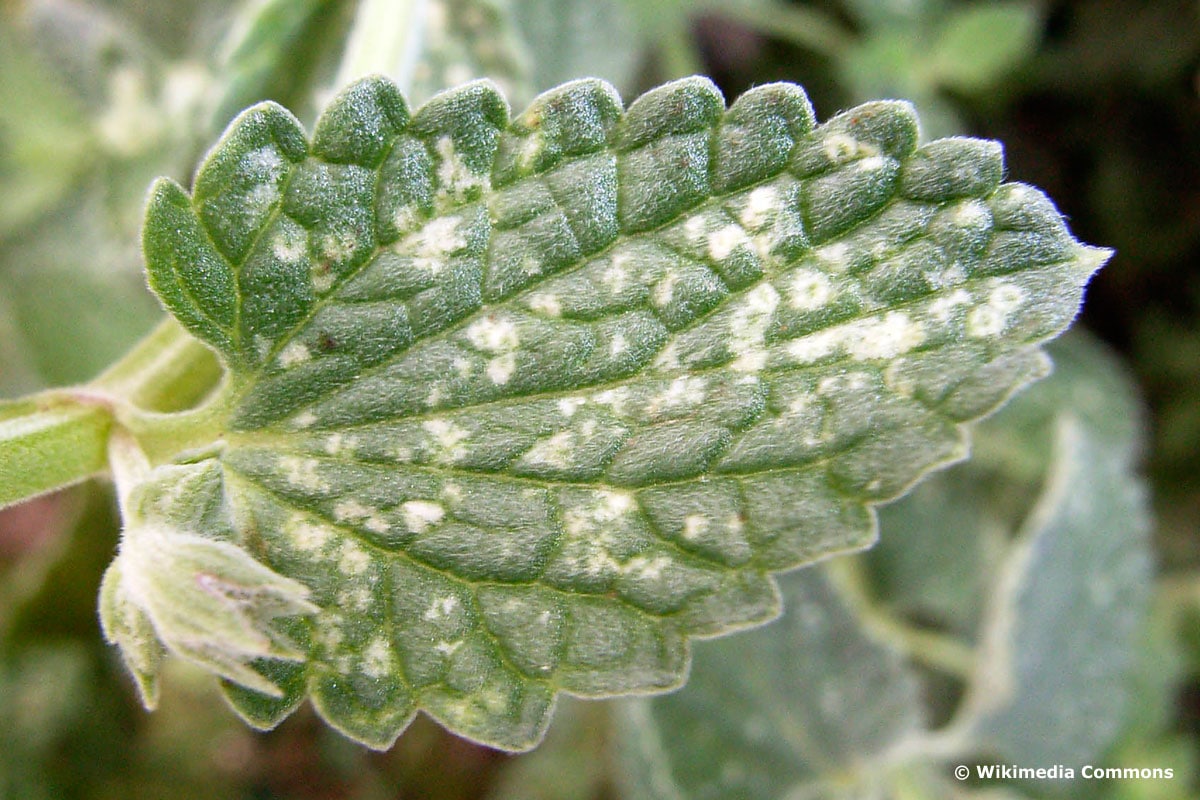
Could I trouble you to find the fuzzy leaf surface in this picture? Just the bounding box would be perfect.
[962,337,1153,767]
[137,75,1105,750]
[616,568,923,800]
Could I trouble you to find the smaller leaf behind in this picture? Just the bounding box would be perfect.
[615,567,923,800]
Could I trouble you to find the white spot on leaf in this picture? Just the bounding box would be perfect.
[337,541,371,575]
[740,186,779,231]
[277,341,311,368]
[844,312,926,360]
[708,225,751,261]
[435,137,489,204]
[423,419,470,462]
[683,514,708,540]
[362,637,392,678]
[402,500,445,534]
[729,284,779,372]
[788,269,834,311]
[528,293,562,316]
[280,456,325,492]
[424,595,459,621]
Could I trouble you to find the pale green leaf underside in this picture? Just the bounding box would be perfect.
[616,568,922,800]
[140,74,1105,750]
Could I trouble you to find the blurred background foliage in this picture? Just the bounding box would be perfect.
[0,0,1196,797]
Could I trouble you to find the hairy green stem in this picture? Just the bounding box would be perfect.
[93,316,223,412]
[0,317,227,509]
[0,398,111,509]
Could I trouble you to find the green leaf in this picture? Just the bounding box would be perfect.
[213,0,347,127]
[131,75,1106,751]
[615,568,922,799]
[405,0,534,108]
[511,0,641,99]
[485,697,611,800]
[965,413,1152,767]
[926,2,1040,93]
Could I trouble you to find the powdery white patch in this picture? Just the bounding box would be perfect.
[452,356,474,378]
[788,269,834,311]
[884,358,919,397]
[290,410,318,429]
[583,548,621,578]
[434,639,463,656]
[557,397,584,418]
[418,215,467,255]
[601,252,632,294]
[424,595,460,621]
[822,134,877,163]
[609,332,629,357]
[466,316,521,384]
[648,376,707,415]
[321,231,357,264]
[486,353,517,385]
[950,199,992,228]
[245,183,280,216]
[319,618,345,651]
[311,266,335,293]
[280,456,325,492]
[243,145,285,178]
[929,288,972,322]
[362,637,392,679]
[683,514,709,540]
[435,137,489,204]
[392,204,421,234]
[516,130,544,170]
[277,341,311,368]
[786,329,839,365]
[844,312,926,361]
[651,341,681,371]
[337,540,371,575]
[729,283,780,372]
[292,519,333,551]
[815,242,851,272]
[592,387,631,415]
[423,419,471,463]
[927,264,967,290]
[708,224,751,261]
[334,500,389,534]
[857,155,888,172]
[272,229,307,263]
[528,293,562,317]
[818,371,871,396]
[653,271,679,307]
[338,585,373,611]
[966,282,1027,338]
[441,483,463,504]
[740,186,780,231]
[522,431,575,469]
[401,500,445,534]
[622,554,672,581]
[595,490,635,521]
[684,215,708,244]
